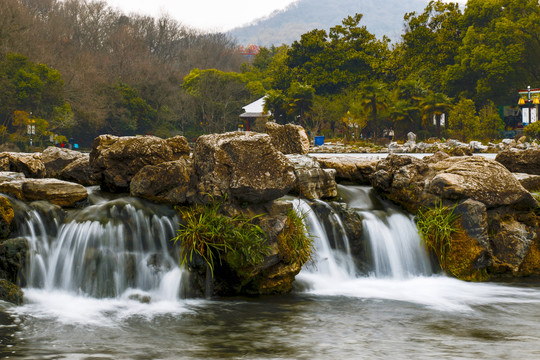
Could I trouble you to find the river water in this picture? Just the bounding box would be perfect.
[1,186,540,359]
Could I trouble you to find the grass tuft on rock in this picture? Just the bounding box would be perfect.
[278,207,314,265]
[172,196,270,277]
[416,201,460,267]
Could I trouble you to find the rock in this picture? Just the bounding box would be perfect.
[193,132,296,204]
[286,155,337,200]
[0,279,23,305]
[0,152,46,178]
[41,146,86,177]
[130,158,195,205]
[429,157,537,209]
[0,196,14,239]
[0,237,28,285]
[314,155,378,185]
[90,135,190,192]
[265,122,310,155]
[513,173,540,191]
[469,141,488,152]
[59,155,100,186]
[0,178,87,207]
[496,149,540,175]
[371,154,537,213]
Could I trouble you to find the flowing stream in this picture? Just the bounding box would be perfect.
[1,186,540,359]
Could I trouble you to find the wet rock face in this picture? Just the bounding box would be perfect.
[193,132,296,204]
[265,122,310,155]
[0,195,14,239]
[90,135,190,192]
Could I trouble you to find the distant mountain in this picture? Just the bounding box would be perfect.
[229,0,429,46]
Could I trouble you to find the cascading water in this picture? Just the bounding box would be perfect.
[12,188,184,301]
[297,185,432,282]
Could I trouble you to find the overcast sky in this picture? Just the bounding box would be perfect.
[106,0,468,32]
[106,0,297,31]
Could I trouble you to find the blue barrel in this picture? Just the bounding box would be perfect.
[314,136,325,146]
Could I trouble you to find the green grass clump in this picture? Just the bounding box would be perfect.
[416,202,460,266]
[172,197,270,276]
[278,208,314,265]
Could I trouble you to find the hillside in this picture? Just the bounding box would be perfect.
[229,0,429,46]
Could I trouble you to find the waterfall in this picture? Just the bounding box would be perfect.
[297,185,432,286]
[13,190,184,301]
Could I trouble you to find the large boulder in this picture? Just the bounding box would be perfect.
[371,153,537,213]
[496,148,540,175]
[130,158,195,205]
[90,135,190,192]
[0,178,87,207]
[193,132,296,204]
[0,152,46,178]
[265,122,310,155]
[59,155,99,186]
[286,154,337,200]
[314,155,378,185]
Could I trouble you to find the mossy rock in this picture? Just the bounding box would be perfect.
[443,229,490,282]
[0,279,23,305]
[516,237,540,276]
[0,195,14,239]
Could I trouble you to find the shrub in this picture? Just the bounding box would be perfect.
[416,202,460,266]
[524,121,540,140]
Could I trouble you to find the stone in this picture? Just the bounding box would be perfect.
[0,178,87,207]
[130,158,195,205]
[193,132,296,204]
[59,156,100,186]
[513,173,540,192]
[314,155,378,185]
[429,157,537,209]
[496,149,540,175]
[265,122,310,155]
[407,132,417,143]
[370,154,537,213]
[0,152,46,178]
[0,279,23,305]
[286,154,337,200]
[90,135,190,192]
[0,195,14,239]
[0,237,28,285]
[41,146,86,177]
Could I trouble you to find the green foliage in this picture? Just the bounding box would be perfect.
[172,197,270,276]
[448,98,479,142]
[416,202,460,266]
[524,121,540,140]
[278,207,314,265]
[478,101,504,141]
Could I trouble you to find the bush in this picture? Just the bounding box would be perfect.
[524,121,540,140]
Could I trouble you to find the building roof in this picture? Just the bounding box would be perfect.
[240,96,270,119]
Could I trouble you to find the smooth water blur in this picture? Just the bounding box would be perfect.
[2,185,540,359]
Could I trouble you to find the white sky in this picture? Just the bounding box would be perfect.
[106,0,468,32]
[106,0,298,32]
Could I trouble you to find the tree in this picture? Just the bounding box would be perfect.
[287,82,314,127]
[478,101,504,141]
[358,81,388,139]
[419,91,452,138]
[448,98,479,142]
[183,68,253,134]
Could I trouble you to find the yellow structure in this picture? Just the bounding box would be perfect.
[518,86,540,124]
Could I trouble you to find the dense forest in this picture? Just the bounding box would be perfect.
[0,0,539,150]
